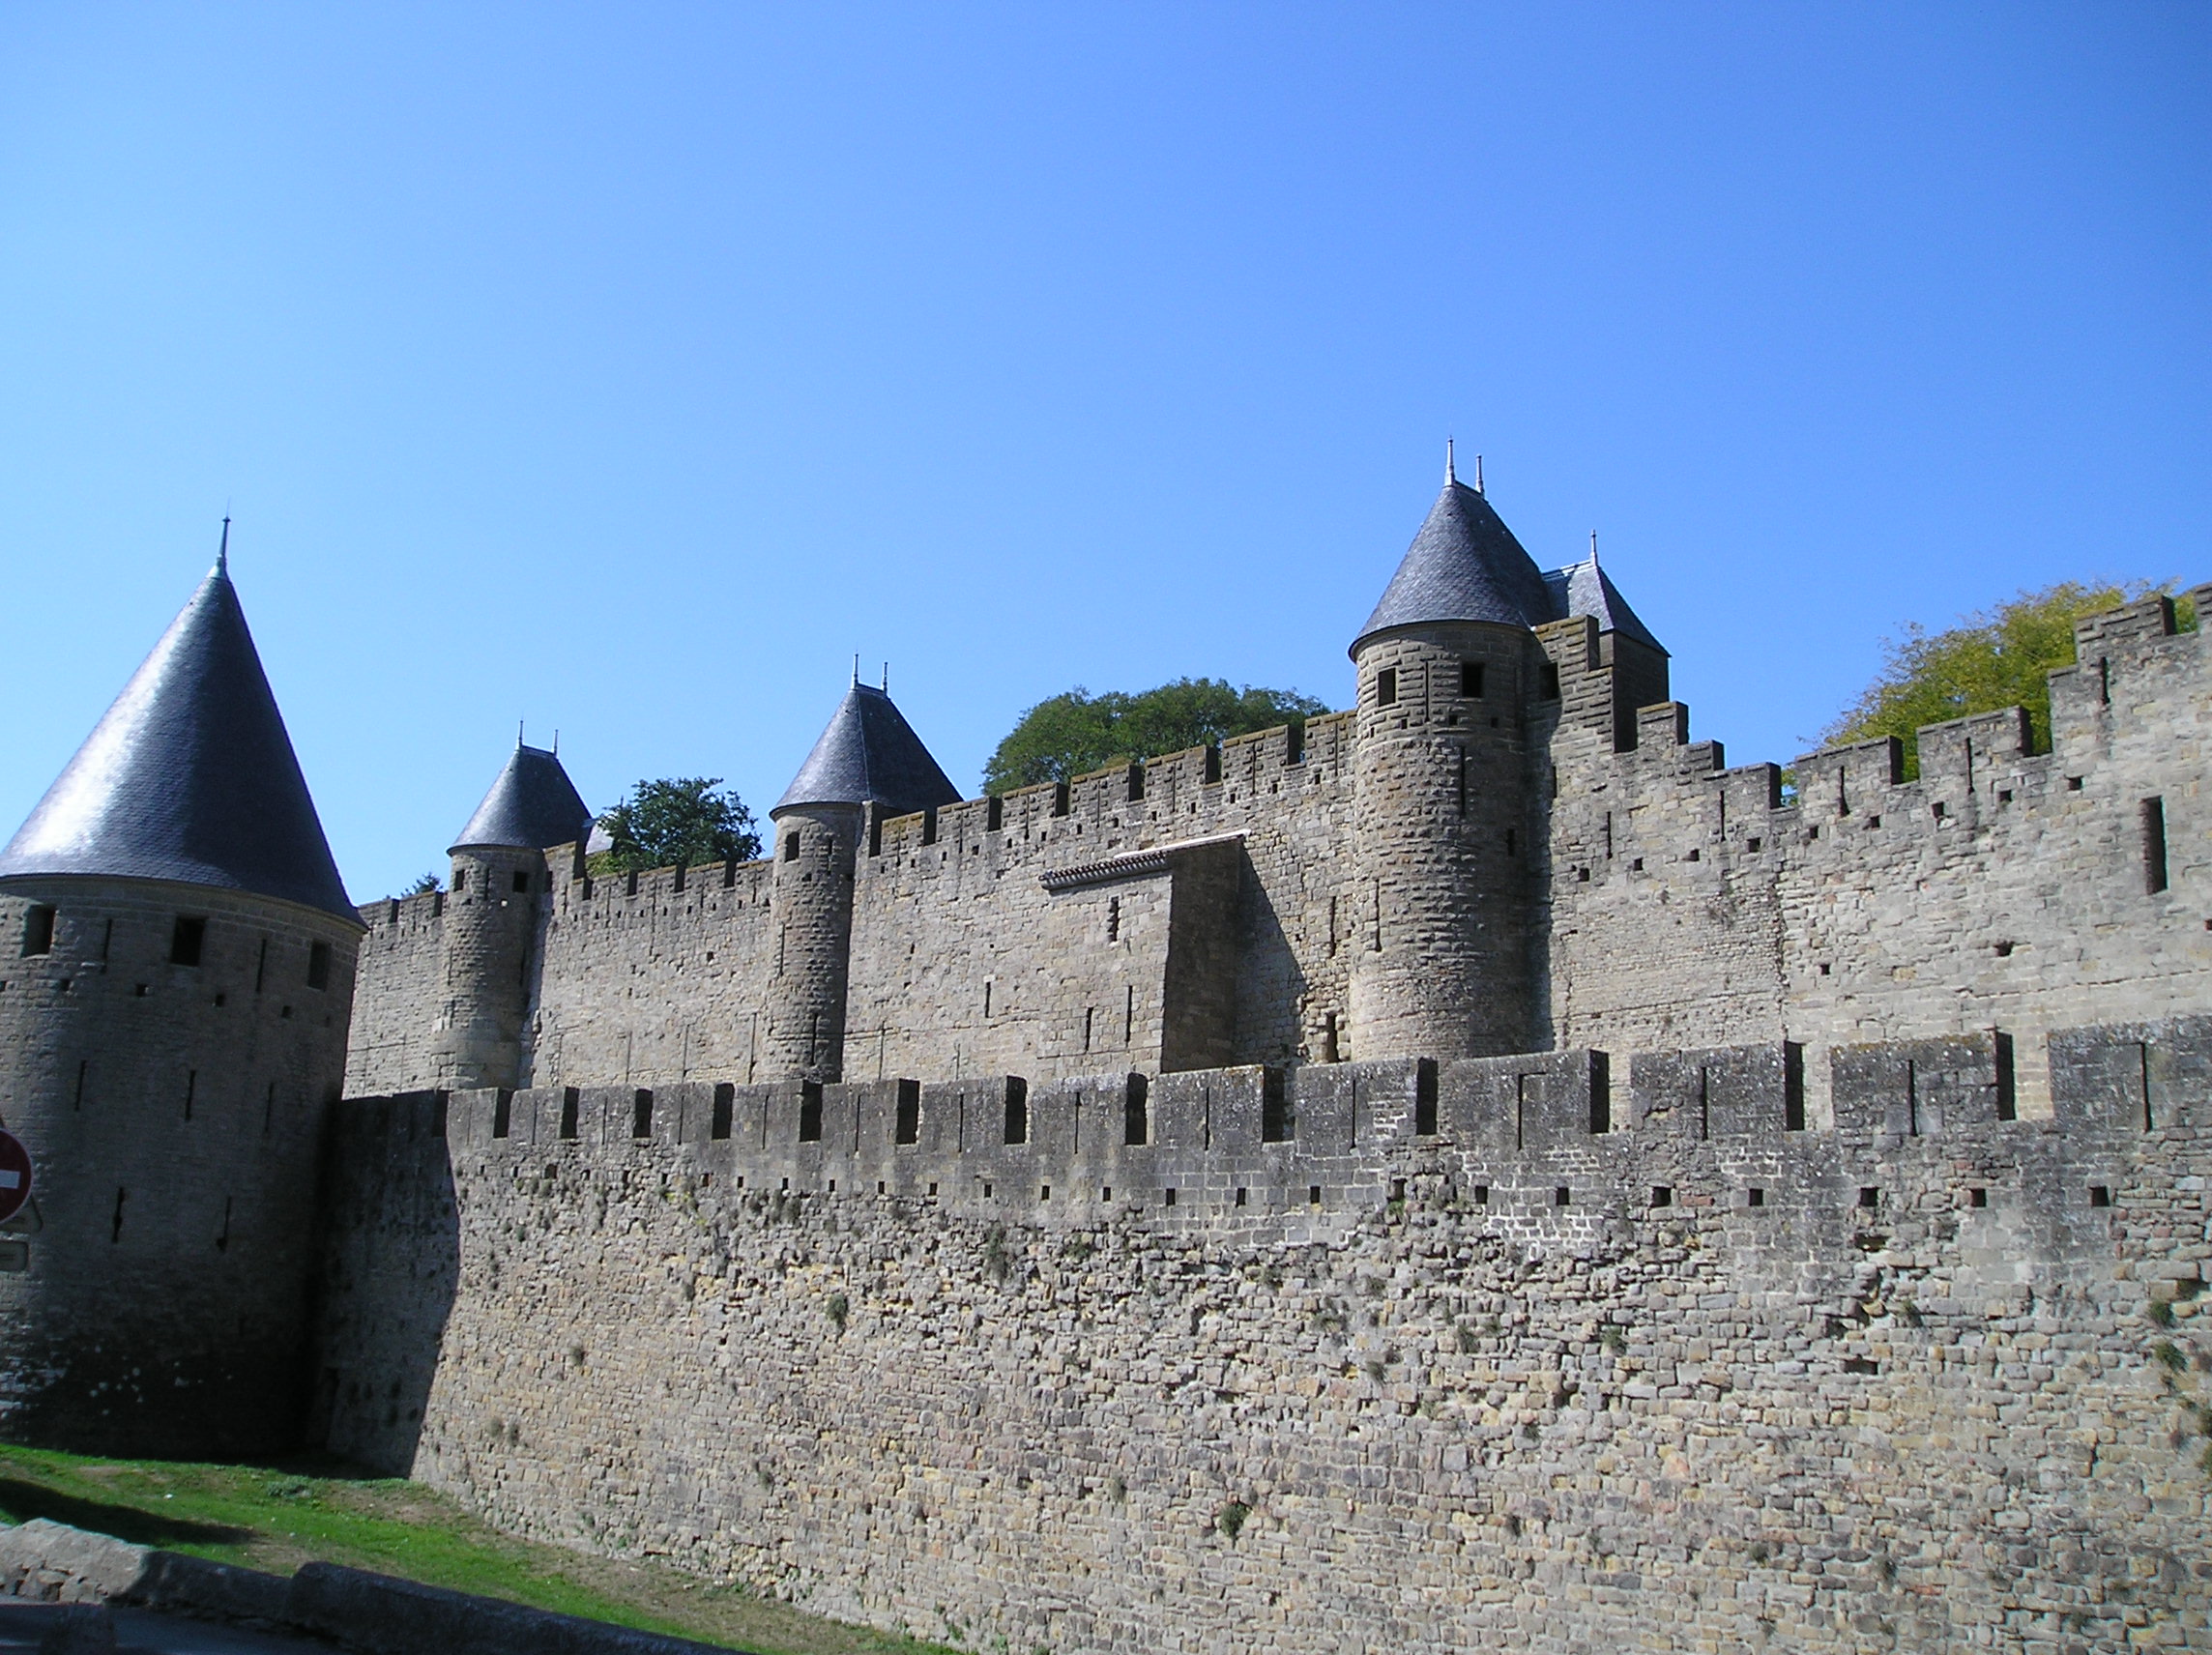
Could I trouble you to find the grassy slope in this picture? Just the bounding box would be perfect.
[0,1446,958,1655]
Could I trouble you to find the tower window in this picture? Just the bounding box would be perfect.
[783,833,800,861]
[894,1078,920,1146]
[1539,662,1562,700]
[452,867,466,893]
[632,1089,654,1139]
[712,1082,735,1141]
[1123,1073,1149,1145]
[1461,661,1484,697]
[2143,798,2168,894]
[798,1081,824,1143]
[987,795,1004,832]
[1004,1086,1029,1146]
[306,942,332,991]
[20,906,54,957]
[512,870,530,893]
[1375,668,1398,708]
[169,916,206,968]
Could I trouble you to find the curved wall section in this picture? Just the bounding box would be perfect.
[0,877,358,1457]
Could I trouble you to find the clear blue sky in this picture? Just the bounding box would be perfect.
[3,4,2206,903]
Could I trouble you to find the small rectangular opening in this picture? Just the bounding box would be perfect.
[1967,1186,1988,1208]
[1375,667,1398,708]
[21,905,54,957]
[2143,798,2168,893]
[894,1078,920,1145]
[1285,721,1305,765]
[452,867,466,893]
[783,832,800,861]
[920,808,939,847]
[1106,897,1120,944]
[712,1082,735,1141]
[492,1090,512,1139]
[986,795,1004,832]
[1163,1187,1177,1207]
[798,1082,824,1143]
[1858,1186,1879,1208]
[306,941,332,991]
[1235,1187,1247,1206]
[1994,1031,2016,1120]
[1125,761,1145,802]
[1389,1178,1406,1203]
[1554,1186,1571,1207]
[512,869,530,892]
[1588,1051,1612,1135]
[169,915,206,968]
[1203,744,1222,783]
[1308,1184,1322,1205]
[1414,1059,1439,1136]
[1783,1042,1806,1132]
[2089,1184,2110,1207]
[1003,1080,1029,1146]
[1052,781,1070,818]
[1322,1011,1340,1063]
[1262,1067,1293,1143]
[1039,1184,1051,1202]
[631,1089,654,1139]
[1123,1073,1149,1145]
[1461,660,1484,697]
[1473,1184,1490,1205]
[1746,1187,1765,1207]
[559,1088,580,1140]
[1650,1185,1673,1207]
[1539,661,1561,700]
[868,811,884,857]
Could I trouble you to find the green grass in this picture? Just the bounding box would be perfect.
[0,1444,960,1655]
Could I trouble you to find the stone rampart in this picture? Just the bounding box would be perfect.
[317,1017,2212,1653]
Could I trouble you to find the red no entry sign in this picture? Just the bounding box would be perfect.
[0,1129,30,1226]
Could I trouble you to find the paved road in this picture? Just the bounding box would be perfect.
[0,1602,332,1653]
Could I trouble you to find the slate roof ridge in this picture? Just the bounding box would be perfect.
[0,561,358,923]
[775,682,962,819]
[1539,556,1668,654]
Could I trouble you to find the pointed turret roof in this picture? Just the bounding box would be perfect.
[0,559,357,922]
[1540,558,1667,654]
[775,682,961,819]
[451,743,592,853]
[1351,472,1557,656]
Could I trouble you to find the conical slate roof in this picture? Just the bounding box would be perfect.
[1351,475,1557,656]
[0,560,357,922]
[775,683,961,819]
[1540,558,1667,654]
[451,743,592,853]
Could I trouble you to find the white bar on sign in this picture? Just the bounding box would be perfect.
[0,1171,17,1189]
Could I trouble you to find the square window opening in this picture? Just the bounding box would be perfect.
[21,905,55,958]
[170,915,207,967]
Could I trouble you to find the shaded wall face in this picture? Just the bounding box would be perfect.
[0,878,358,1458]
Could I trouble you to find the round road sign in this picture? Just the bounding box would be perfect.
[0,1130,30,1225]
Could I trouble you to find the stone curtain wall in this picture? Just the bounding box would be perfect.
[320,1018,2212,1654]
[1543,588,2212,1089]
[343,890,447,1095]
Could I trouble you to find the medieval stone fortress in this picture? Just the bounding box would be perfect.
[2,464,2208,1652]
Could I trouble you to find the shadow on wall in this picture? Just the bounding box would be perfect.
[306,1091,459,1476]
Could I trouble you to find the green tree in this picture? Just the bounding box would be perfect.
[983,678,1331,794]
[1821,581,2189,774]
[593,777,761,874]
[401,871,442,896]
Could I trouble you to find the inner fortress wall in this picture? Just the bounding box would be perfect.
[316,1018,2212,1655]
[1542,588,2212,1107]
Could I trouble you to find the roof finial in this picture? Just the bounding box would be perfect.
[1444,437,1455,485]
[881,661,888,692]
[217,515,231,576]
[517,719,525,748]
[552,729,559,755]
[1474,453,1484,495]
[854,653,860,686]
[1589,529,1599,567]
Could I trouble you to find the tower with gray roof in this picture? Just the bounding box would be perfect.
[766,682,960,1081]
[436,741,591,1090]
[0,548,364,1456]
[1348,452,1669,1060]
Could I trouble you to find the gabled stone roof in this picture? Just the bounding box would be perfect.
[775,683,961,819]
[452,744,593,853]
[1540,558,1667,654]
[0,562,357,922]
[1351,477,1558,656]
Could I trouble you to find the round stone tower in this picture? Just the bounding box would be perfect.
[1347,452,1552,1061]
[766,681,960,1080]
[0,543,364,1457]
[433,742,591,1090]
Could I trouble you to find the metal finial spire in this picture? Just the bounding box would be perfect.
[1589,529,1599,567]
[517,719,525,748]
[1445,437,1455,485]
[881,661,888,692]
[552,729,559,755]
[217,516,231,576]
[1474,454,1484,495]
[853,653,860,685]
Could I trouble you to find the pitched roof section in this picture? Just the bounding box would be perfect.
[451,744,593,853]
[1540,558,1668,654]
[0,563,357,922]
[1351,478,1557,656]
[774,683,962,819]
